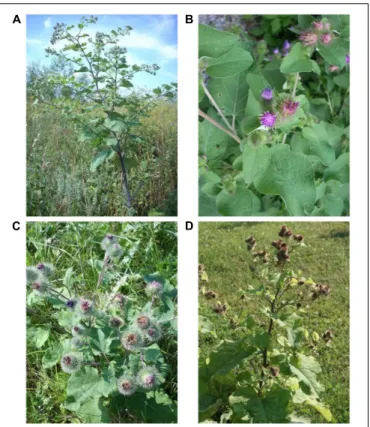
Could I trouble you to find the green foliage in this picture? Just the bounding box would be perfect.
[26,222,177,423]
[199,15,350,216]
[199,222,349,423]
[27,16,177,216]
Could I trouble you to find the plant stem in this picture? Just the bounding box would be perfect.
[116,149,133,209]
[198,108,241,144]
[97,253,110,289]
[201,80,235,133]
[292,72,300,98]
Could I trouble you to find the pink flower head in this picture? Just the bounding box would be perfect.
[299,31,318,46]
[312,21,324,31]
[329,65,340,72]
[260,111,277,128]
[273,48,279,55]
[320,33,332,45]
[145,374,155,386]
[282,100,300,117]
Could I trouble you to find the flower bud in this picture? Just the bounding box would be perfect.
[320,33,332,45]
[37,263,55,278]
[299,31,318,46]
[312,21,324,30]
[110,317,124,328]
[78,298,94,316]
[71,324,85,336]
[144,323,162,344]
[270,366,280,377]
[121,330,143,351]
[101,234,117,251]
[136,314,151,329]
[31,280,49,296]
[293,234,304,242]
[117,374,137,396]
[145,280,163,297]
[107,243,123,259]
[26,267,40,283]
[261,88,273,101]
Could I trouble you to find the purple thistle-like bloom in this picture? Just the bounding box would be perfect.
[37,263,45,270]
[261,88,273,101]
[282,100,300,116]
[273,48,279,55]
[260,111,277,128]
[283,40,290,51]
[312,21,324,31]
[346,54,350,64]
[66,299,75,308]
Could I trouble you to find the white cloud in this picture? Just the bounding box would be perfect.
[123,33,177,59]
[27,38,44,45]
[44,17,52,28]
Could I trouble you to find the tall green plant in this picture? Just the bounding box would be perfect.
[199,225,333,423]
[30,16,177,215]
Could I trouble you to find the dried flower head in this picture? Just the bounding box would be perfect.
[299,31,318,46]
[60,353,82,374]
[110,317,124,328]
[117,374,137,396]
[293,234,304,242]
[137,366,160,390]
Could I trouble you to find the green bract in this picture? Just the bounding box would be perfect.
[199,15,350,216]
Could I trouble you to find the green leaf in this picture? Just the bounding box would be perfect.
[63,267,74,287]
[230,387,290,423]
[199,191,220,216]
[90,148,114,172]
[207,71,248,118]
[290,123,336,166]
[254,145,316,215]
[246,73,269,102]
[76,397,110,423]
[58,310,80,328]
[216,184,261,216]
[242,143,270,184]
[206,47,253,78]
[318,39,348,68]
[28,326,50,348]
[333,72,349,89]
[67,367,106,407]
[242,116,261,135]
[199,24,238,58]
[311,180,345,216]
[249,332,270,348]
[289,353,325,397]
[323,152,349,183]
[281,42,320,74]
[293,389,332,421]
[42,343,64,369]
[199,108,233,160]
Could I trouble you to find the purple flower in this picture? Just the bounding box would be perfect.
[66,299,75,308]
[273,48,279,55]
[346,54,350,64]
[261,88,273,101]
[37,263,45,270]
[282,100,300,116]
[260,112,277,128]
[312,21,324,31]
[283,40,290,51]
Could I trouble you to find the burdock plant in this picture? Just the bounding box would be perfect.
[26,232,177,422]
[199,225,333,423]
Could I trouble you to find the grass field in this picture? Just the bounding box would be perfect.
[26,101,177,217]
[26,222,177,423]
[199,222,349,423]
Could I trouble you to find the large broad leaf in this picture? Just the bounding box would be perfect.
[254,145,316,216]
[207,70,248,118]
[289,353,325,397]
[242,116,261,135]
[323,152,349,183]
[246,73,270,102]
[242,143,271,184]
[27,326,50,348]
[230,387,290,423]
[199,24,238,58]
[199,108,233,160]
[216,184,261,216]
[318,39,348,68]
[199,191,220,216]
[311,180,345,216]
[281,42,320,74]
[42,342,64,368]
[206,47,253,78]
[293,389,332,422]
[66,367,109,408]
[75,397,110,423]
[290,123,335,166]
[90,148,114,172]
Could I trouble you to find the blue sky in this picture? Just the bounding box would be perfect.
[27,14,177,89]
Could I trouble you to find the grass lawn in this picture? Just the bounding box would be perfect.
[26,222,177,423]
[199,221,349,423]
